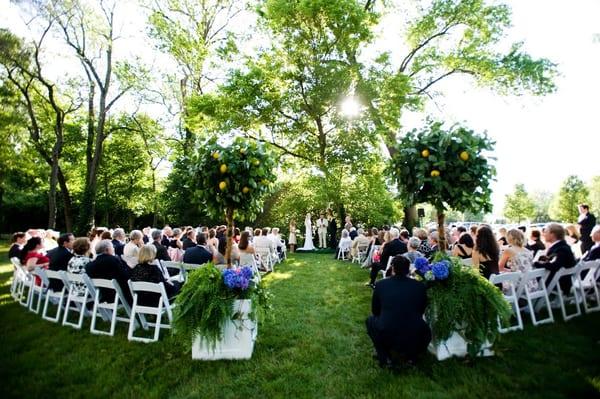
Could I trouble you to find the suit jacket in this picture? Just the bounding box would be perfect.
[349,230,358,240]
[85,254,132,303]
[380,239,407,269]
[534,240,576,292]
[152,241,171,261]
[182,245,213,265]
[579,213,597,253]
[160,235,171,247]
[371,275,429,338]
[583,244,600,262]
[47,246,74,291]
[111,239,125,256]
[8,244,22,260]
[525,240,545,256]
[181,238,196,250]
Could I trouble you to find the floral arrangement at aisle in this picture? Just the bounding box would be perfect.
[413,255,511,356]
[173,263,271,351]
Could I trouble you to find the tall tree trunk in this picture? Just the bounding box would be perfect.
[128,211,134,231]
[225,207,234,268]
[437,209,446,253]
[47,152,59,229]
[151,170,157,227]
[57,168,73,232]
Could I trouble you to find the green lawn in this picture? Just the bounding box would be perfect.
[1,247,599,399]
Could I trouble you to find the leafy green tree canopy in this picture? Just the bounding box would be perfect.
[503,184,535,223]
[550,175,589,223]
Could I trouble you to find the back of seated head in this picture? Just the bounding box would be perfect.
[138,244,157,264]
[95,239,113,255]
[101,231,112,240]
[72,237,90,256]
[408,237,420,249]
[458,233,474,248]
[11,232,26,243]
[457,226,467,233]
[57,233,74,247]
[429,231,439,243]
[546,223,565,241]
[391,255,410,276]
[400,230,410,240]
[151,229,162,241]
[531,229,541,240]
[262,227,270,236]
[414,228,428,240]
[254,228,262,236]
[389,227,400,239]
[197,232,207,246]
[357,228,364,235]
[341,229,349,238]
[112,228,125,240]
[186,229,195,238]
[272,227,279,234]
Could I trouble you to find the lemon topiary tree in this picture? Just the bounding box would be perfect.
[388,121,496,251]
[192,136,277,266]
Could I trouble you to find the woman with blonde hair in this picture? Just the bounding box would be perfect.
[565,224,582,258]
[499,229,533,273]
[130,244,180,306]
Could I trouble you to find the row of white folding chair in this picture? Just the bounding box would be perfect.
[12,266,170,342]
[337,241,351,260]
[489,272,524,332]
[255,247,276,272]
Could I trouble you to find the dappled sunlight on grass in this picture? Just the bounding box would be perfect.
[265,271,293,281]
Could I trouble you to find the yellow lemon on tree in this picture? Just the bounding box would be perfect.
[242,186,250,194]
[431,170,440,177]
[253,159,260,166]
[240,148,246,155]
[212,152,220,160]
[421,149,430,158]
[220,164,228,174]
[459,151,469,161]
[218,181,227,191]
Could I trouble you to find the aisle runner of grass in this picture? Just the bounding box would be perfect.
[0,247,599,398]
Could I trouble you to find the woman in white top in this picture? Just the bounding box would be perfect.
[499,229,533,273]
[123,230,144,268]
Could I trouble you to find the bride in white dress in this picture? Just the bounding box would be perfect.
[299,212,315,251]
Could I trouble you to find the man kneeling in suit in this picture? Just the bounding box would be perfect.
[366,255,431,368]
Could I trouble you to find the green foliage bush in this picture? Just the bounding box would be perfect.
[425,255,511,356]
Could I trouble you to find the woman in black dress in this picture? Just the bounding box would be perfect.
[472,226,499,279]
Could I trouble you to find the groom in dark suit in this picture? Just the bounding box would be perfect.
[366,256,431,368]
[534,223,577,293]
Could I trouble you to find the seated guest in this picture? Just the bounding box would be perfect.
[234,227,241,244]
[565,224,582,259]
[349,227,358,241]
[86,240,131,303]
[472,226,499,279]
[43,229,59,250]
[366,228,407,288]
[48,233,75,272]
[89,227,106,256]
[208,228,219,249]
[131,244,181,306]
[403,237,425,264]
[20,237,50,271]
[8,232,27,260]
[399,229,410,244]
[111,228,126,256]
[366,256,431,368]
[497,227,508,247]
[268,227,284,257]
[181,229,197,250]
[183,233,213,265]
[414,228,431,256]
[337,229,352,258]
[238,231,256,267]
[170,228,183,249]
[151,229,171,261]
[427,231,440,256]
[254,227,276,254]
[534,223,577,293]
[123,230,144,268]
[583,225,600,261]
[499,229,533,273]
[525,229,546,258]
[142,227,151,244]
[452,233,474,259]
[351,229,371,259]
[100,230,112,240]
[470,225,478,242]
[65,237,92,294]
[161,225,173,247]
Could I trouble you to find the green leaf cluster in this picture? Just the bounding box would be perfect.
[503,184,535,223]
[191,136,277,220]
[387,120,496,214]
[425,255,512,356]
[172,263,272,350]
[549,175,589,223]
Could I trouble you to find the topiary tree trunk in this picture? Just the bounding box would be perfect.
[225,207,234,268]
[437,209,446,253]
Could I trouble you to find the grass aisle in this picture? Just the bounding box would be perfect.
[0,249,599,398]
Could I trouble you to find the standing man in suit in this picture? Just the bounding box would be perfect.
[316,213,328,249]
[583,225,600,261]
[534,223,577,293]
[327,209,338,249]
[367,227,408,288]
[366,256,431,368]
[578,204,596,255]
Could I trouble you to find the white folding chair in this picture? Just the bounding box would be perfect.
[255,247,274,272]
[16,264,35,308]
[127,280,173,343]
[489,272,524,332]
[159,260,184,283]
[552,264,583,321]
[578,260,600,313]
[62,272,93,329]
[517,268,554,326]
[180,262,207,282]
[10,257,24,300]
[28,267,48,313]
[42,270,69,323]
[461,258,473,266]
[337,242,351,260]
[85,275,135,336]
[280,240,287,260]
[379,257,394,279]
[352,245,369,265]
